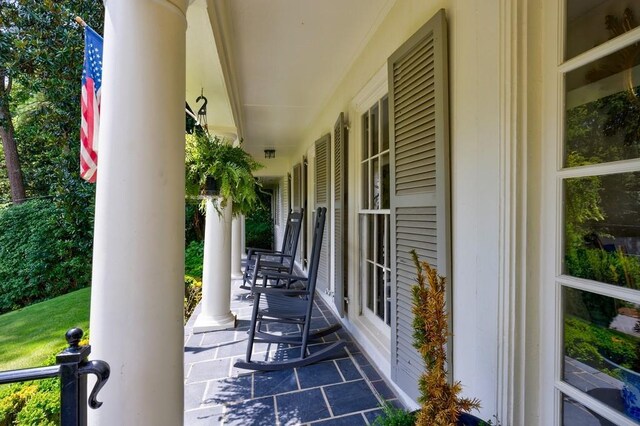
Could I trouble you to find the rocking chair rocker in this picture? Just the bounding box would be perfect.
[234,207,345,371]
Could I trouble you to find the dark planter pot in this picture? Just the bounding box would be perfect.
[457,412,487,425]
[409,411,487,425]
[203,176,219,196]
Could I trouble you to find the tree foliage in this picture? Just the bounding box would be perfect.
[0,1,103,307]
[0,0,103,200]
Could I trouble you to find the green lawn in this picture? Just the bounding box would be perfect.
[0,288,90,371]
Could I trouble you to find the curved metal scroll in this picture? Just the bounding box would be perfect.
[78,360,111,409]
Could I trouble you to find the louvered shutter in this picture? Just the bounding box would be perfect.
[315,134,331,294]
[389,9,450,400]
[292,163,302,264]
[333,113,348,317]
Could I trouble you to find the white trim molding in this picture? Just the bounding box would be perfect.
[207,0,245,140]
[497,0,528,424]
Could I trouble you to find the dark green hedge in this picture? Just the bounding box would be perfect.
[0,200,92,314]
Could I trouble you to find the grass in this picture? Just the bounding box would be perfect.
[0,288,90,371]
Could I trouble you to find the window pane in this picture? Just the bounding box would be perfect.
[382,96,389,152]
[371,103,379,156]
[367,261,374,311]
[381,153,390,209]
[362,162,369,208]
[367,214,374,262]
[566,2,640,60]
[376,266,385,320]
[363,113,369,159]
[564,47,640,166]
[372,157,380,209]
[376,214,385,266]
[563,287,640,422]
[564,172,640,289]
[562,394,617,426]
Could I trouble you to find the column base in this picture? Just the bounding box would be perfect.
[231,272,243,279]
[193,312,237,333]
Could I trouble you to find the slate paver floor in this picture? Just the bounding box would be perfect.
[184,278,401,425]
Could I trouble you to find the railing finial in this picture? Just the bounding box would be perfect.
[65,328,84,349]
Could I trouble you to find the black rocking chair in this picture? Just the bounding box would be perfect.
[234,207,345,371]
[240,209,304,290]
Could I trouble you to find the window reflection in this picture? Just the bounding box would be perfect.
[564,172,640,289]
[566,2,640,60]
[565,47,640,166]
[563,288,640,422]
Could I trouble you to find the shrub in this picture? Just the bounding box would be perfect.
[184,275,202,324]
[185,241,204,278]
[245,202,273,250]
[411,251,480,426]
[373,403,416,426]
[0,200,92,314]
[0,333,90,426]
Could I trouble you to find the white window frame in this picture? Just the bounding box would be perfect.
[542,2,640,424]
[351,64,391,343]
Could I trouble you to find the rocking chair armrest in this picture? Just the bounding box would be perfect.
[255,252,293,262]
[261,271,308,283]
[247,248,283,258]
[251,286,308,296]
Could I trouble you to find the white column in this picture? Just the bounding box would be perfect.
[240,214,246,259]
[89,1,187,425]
[193,197,236,332]
[231,215,243,278]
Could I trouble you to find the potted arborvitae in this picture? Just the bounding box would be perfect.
[410,250,483,426]
[185,131,262,215]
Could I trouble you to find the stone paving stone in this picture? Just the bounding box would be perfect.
[363,408,384,424]
[203,375,252,405]
[371,379,396,399]
[276,388,331,424]
[224,396,276,426]
[335,358,362,381]
[323,380,380,416]
[200,329,238,346]
[253,369,299,397]
[185,333,203,348]
[296,360,343,388]
[186,358,230,384]
[184,345,218,364]
[359,364,382,382]
[183,405,224,425]
[310,413,368,426]
[184,382,207,411]
[307,342,350,361]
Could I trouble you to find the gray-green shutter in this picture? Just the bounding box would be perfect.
[333,113,348,317]
[315,134,331,294]
[389,9,450,400]
[292,163,302,264]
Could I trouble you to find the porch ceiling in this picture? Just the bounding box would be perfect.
[186,0,236,137]
[207,0,396,160]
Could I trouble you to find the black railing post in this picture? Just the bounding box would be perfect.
[56,328,91,426]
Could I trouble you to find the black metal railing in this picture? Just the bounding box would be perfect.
[0,328,110,426]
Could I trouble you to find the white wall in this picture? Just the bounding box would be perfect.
[283,0,506,418]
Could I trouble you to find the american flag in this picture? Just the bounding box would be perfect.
[80,26,103,183]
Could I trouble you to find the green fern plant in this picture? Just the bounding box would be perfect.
[410,250,481,426]
[185,132,263,216]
